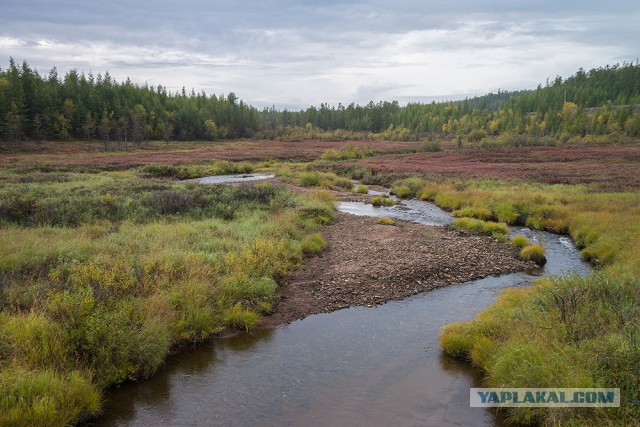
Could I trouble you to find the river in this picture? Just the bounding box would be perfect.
[93,183,591,426]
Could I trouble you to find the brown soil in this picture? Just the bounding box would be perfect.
[261,212,535,327]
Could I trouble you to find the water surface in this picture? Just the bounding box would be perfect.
[187,173,275,184]
[95,198,590,426]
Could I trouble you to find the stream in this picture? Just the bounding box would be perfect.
[93,180,591,426]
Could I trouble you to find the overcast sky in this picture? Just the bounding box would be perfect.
[1,1,638,109]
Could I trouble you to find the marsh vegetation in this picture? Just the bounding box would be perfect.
[0,159,333,425]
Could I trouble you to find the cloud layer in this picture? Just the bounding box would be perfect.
[1,0,638,108]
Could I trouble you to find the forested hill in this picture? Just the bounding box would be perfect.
[1,58,640,146]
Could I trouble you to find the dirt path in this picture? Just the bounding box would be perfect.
[261,212,535,326]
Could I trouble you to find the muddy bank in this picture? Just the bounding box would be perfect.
[262,212,535,326]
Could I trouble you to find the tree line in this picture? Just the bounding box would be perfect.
[2,58,640,148]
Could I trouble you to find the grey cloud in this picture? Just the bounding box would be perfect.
[1,0,638,107]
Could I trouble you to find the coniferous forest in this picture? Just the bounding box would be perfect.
[1,58,640,148]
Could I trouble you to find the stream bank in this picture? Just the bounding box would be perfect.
[262,212,535,326]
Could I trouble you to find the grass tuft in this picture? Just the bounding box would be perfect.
[520,244,547,265]
[511,235,531,248]
[301,233,327,253]
[355,184,369,194]
[371,196,396,207]
[452,217,509,239]
[376,217,395,225]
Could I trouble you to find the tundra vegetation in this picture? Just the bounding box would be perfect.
[326,162,639,425]
[379,176,639,425]
[2,57,640,426]
[0,159,334,425]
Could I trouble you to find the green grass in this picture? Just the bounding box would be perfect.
[376,217,395,225]
[440,269,640,425]
[520,244,547,265]
[452,217,509,240]
[281,167,354,191]
[0,163,336,425]
[142,159,254,179]
[301,233,327,253]
[428,176,640,425]
[452,206,493,221]
[355,184,369,194]
[511,235,531,248]
[390,177,425,199]
[0,368,102,426]
[371,196,396,207]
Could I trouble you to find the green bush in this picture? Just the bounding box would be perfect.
[418,140,442,152]
[298,171,321,187]
[320,143,371,161]
[333,177,355,190]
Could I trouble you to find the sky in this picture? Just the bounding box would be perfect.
[1,1,638,109]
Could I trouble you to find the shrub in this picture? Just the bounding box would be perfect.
[311,189,336,204]
[351,167,371,180]
[333,177,355,190]
[511,235,531,248]
[520,244,546,265]
[298,172,321,187]
[142,164,180,178]
[467,129,487,142]
[376,217,395,225]
[319,144,371,161]
[149,190,195,215]
[371,196,396,207]
[355,185,369,194]
[0,369,101,426]
[419,140,442,152]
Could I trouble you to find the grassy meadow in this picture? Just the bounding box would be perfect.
[0,156,333,425]
[1,139,638,426]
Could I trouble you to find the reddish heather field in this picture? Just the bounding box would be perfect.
[351,144,640,190]
[1,139,420,169]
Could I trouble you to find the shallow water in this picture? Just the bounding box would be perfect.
[94,198,591,426]
[338,198,453,227]
[187,173,275,184]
